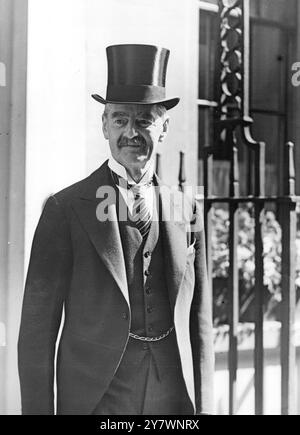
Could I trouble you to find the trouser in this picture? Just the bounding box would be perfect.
[92,331,194,415]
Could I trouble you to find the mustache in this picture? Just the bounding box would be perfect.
[118,135,146,148]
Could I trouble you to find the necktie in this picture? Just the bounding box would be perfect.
[130,184,152,239]
[110,169,152,238]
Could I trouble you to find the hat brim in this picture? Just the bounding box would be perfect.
[91,94,180,110]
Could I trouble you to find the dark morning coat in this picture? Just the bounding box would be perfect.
[18,160,214,415]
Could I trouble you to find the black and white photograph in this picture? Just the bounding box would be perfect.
[0,0,300,417]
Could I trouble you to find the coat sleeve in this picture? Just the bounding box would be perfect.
[18,195,73,415]
[189,198,215,415]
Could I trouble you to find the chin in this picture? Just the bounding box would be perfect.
[125,154,148,163]
[129,160,148,168]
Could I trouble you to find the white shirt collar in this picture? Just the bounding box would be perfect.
[108,155,154,185]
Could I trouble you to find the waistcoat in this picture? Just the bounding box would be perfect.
[117,194,173,337]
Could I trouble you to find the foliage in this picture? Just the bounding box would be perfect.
[211,205,300,326]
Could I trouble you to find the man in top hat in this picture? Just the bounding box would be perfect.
[18,44,214,415]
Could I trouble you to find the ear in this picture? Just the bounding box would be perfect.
[102,114,109,140]
[158,116,170,143]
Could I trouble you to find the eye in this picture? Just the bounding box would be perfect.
[114,118,127,127]
[136,119,152,128]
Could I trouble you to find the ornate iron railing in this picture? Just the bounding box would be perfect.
[171,0,299,415]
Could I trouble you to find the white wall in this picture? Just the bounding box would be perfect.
[0,0,13,414]
[25,0,88,266]
[5,0,28,415]
[0,0,27,415]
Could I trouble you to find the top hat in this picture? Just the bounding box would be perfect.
[92,44,180,110]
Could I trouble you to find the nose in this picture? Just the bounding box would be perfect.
[123,120,138,139]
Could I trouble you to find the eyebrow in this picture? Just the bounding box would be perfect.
[137,113,156,120]
[111,111,129,118]
[110,111,156,121]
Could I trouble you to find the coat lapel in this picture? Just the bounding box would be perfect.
[157,178,196,411]
[157,178,188,312]
[71,164,129,307]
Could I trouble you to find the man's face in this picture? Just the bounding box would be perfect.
[102,103,169,171]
